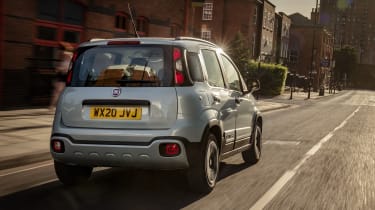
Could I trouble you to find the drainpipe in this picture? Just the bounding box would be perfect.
[184,0,190,36]
[0,0,3,106]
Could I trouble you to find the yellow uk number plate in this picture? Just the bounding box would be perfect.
[90,106,142,120]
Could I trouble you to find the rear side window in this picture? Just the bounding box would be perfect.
[70,45,172,87]
[221,55,242,92]
[186,52,204,82]
[201,50,225,88]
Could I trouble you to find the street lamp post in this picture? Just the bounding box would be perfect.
[308,0,319,99]
[289,72,294,100]
[256,54,262,100]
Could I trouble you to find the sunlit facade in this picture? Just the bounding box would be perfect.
[320,0,375,65]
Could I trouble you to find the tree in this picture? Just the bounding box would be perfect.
[228,32,252,83]
[228,32,251,72]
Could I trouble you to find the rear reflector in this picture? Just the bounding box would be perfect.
[160,143,181,157]
[51,140,65,153]
[107,40,140,45]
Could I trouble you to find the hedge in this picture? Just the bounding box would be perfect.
[241,60,288,96]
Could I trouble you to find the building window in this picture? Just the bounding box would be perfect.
[201,29,211,41]
[289,50,299,64]
[38,0,59,22]
[202,3,213,20]
[63,0,84,25]
[35,23,82,45]
[136,16,149,36]
[38,0,83,26]
[37,26,57,41]
[36,0,84,44]
[35,0,84,68]
[115,12,129,31]
[63,30,81,43]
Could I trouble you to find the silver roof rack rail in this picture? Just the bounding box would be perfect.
[89,38,105,42]
[175,37,217,47]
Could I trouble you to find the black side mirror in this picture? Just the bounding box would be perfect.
[250,79,260,93]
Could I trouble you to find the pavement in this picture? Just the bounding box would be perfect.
[0,90,337,170]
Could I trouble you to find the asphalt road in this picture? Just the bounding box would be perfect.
[1,90,374,210]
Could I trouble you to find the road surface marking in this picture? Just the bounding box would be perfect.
[0,162,53,177]
[249,106,360,210]
[264,140,300,146]
[29,178,59,189]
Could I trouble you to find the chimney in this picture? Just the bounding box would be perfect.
[311,7,320,24]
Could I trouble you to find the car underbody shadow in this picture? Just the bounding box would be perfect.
[0,168,205,210]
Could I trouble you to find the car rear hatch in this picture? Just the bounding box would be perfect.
[60,42,182,130]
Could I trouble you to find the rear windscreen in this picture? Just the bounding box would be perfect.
[70,45,173,87]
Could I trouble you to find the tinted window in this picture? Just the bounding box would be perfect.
[221,55,242,92]
[187,52,203,82]
[63,0,84,25]
[38,0,59,21]
[37,26,57,41]
[63,30,80,43]
[71,45,172,87]
[202,50,225,88]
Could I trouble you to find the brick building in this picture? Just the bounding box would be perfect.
[0,0,291,107]
[320,0,375,65]
[289,13,334,91]
[274,12,291,64]
[192,0,263,59]
[259,0,275,62]
[0,0,190,107]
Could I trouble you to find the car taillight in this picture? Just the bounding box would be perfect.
[173,48,185,86]
[66,51,78,86]
[66,70,73,86]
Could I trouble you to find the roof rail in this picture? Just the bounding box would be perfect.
[89,38,105,42]
[175,37,217,47]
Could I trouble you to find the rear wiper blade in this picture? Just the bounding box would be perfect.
[116,79,157,84]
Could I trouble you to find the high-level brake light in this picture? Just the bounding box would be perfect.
[107,40,140,45]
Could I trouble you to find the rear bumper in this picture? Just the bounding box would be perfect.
[51,135,189,170]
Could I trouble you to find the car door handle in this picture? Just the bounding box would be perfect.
[213,95,221,104]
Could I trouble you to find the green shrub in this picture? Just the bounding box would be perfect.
[244,61,288,96]
[227,32,287,96]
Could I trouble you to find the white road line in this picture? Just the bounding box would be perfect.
[28,178,59,189]
[264,140,301,146]
[249,106,361,210]
[0,162,53,177]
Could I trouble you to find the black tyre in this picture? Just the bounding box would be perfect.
[54,161,93,186]
[242,124,262,165]
[187,133,220,194]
